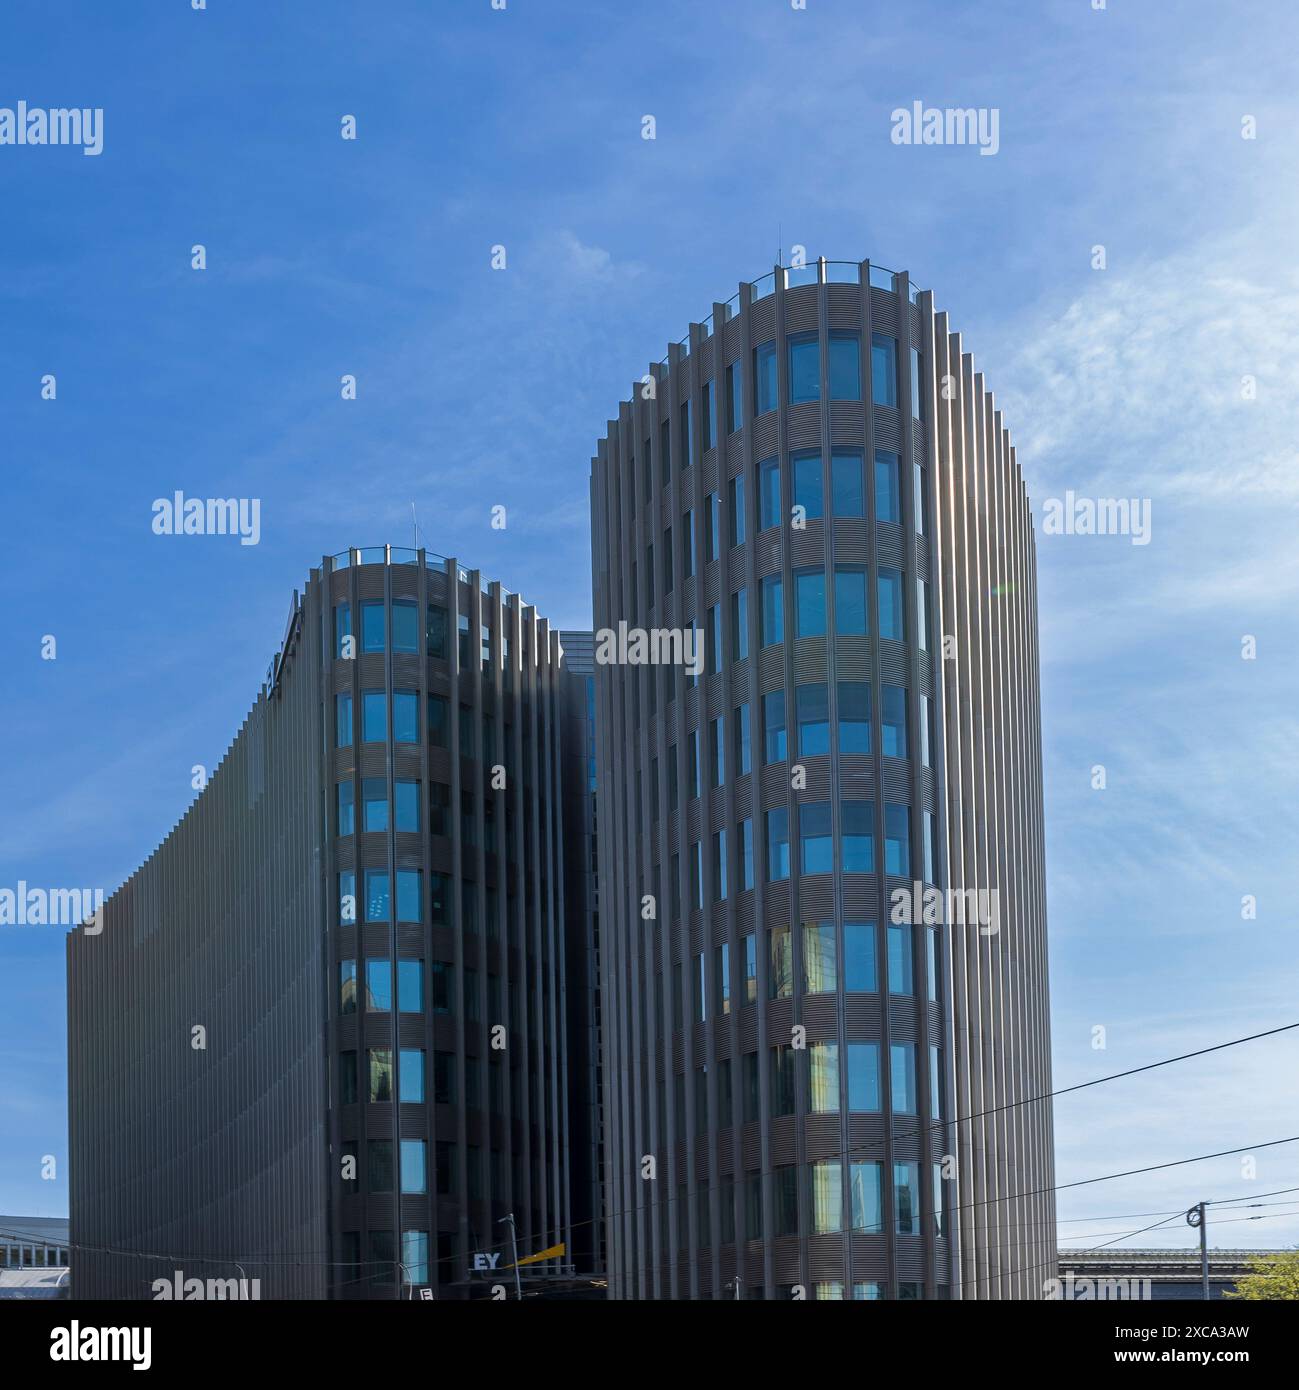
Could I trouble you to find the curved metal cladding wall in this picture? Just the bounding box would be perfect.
[67,578,329,1300]
[590,261,1051,1300]
[324,551,572,1298]
[928,325,1056,1299]
[67,547,572,1300]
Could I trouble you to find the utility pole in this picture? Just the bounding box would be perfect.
[499,1213,523,1302]
[1186,1202,1210,1300]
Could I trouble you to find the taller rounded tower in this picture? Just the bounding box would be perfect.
[589,259,1053,1300]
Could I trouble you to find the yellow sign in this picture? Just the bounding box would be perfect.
[514,1242,566,1267]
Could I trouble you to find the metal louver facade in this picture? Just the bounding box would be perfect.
[588,259,1054,1300]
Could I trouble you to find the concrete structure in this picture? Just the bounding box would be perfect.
[588,258,1053,1298]
[0,1215,69,1270]
[68,546,576,1299]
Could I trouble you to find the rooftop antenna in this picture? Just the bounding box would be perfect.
[410,501,422,553]
[778,221,782,267]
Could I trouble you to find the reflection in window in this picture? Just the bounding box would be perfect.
[393,691,418,743]
[842,801,874,872]
[338,871,356,925]
[399,1049,424,1103]
[758,457,780,530]
[850,1161,883,1233]
[875,449,901,523]
[365,869,390,922]
[754,341,777,414]
[769,927,793,999]
[788,334,819,404]
[729,474,746,546]
[834,567,867,636]
[361,602,385,654]
[803,922,837,993]
[365,958,392,1011]
[401,1139,427,1195]
[794,568,826,637]
[761,574,783,645]
[810,1159,842,1233]
[894,1160,920,1233]
[397,957,423,1010]
[839,681,871,754]
[844,922,876,991]
[796,683,829,756]
[891,1044,918,1114]
[336,693,353,747]
[340,960,357,1014]
[888,922,914,995]
[363,778,387,831]
[878,568,905,640]
[799,802,833,875]
[392,601,418,654]
[885,803,911,876]
[831,449,864,516]
[426,605,448,659]
[810,1043,839,1114]
[882,684,908,757]
[848,1042,881,1111]
[362,691,386,742]
[395,780,419,832]
[334,604,352,659]
[829,332,861,400]
[871,333,897,407]
[792,451,822,519]
[368,1048,393,1102]
[733,702,751,775]
[336,781,355,836]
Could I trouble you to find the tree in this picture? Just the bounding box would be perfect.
[1225,1249,1299,1300]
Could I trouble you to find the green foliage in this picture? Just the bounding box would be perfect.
[1225,1249,1299,1300]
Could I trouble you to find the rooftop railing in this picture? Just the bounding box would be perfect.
[326,546,523,605]
[648,257,925,376]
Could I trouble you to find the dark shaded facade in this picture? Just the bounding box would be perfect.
[67,546,575,1298]
[589,259,1053,1299]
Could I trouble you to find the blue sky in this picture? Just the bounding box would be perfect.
[2,0,1297,1263]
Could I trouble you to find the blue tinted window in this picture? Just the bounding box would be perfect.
[848,1043,880,1111]
[401,1139,427,1195]
[396,871,422,923]
[792,452,823,519]
[788,334,819,403]
[363,778,388,831]
[871,333,897,407]
[761,574,784,645]
[754,341,777,414]
[796,683,829,756]
[795,569,826,637]
[839,681,871,754]
[888,922,913,994]
[336,781,355,835]
[766,807,790,881]
[399,1049,424,1103]
[702,379,716,451]
[917,579,931,652]
[340,960,358,1013]
[426,605,448,659]
[914,462,928,535]
[799,802,833,875]
[842,801,874,872]
[763,690,786,763]
[427,695,447,748]
[729,474,746,546]
[397,956,423,1009]
[875,449,901,522]
[829,333,861,400]
[758,457,780,529]
[882,684,908,757]
[727,360,743,433]
[362,602,385,653]
[336,693,353,747]
[393,691,418,743]
[734,703,751,775]
[891,1049,918,1117]
[878,568,905,640]
[831,450,864,516]
[911,347,923,420]
[731,588,749,661]
[740,818,754,891]
[362,691,386,742]
[844,923,876,992]
[366,958,392,1011]
[334,604,352,659]
[392,602,418,654]
[885,804,911,877]
[365,869,390,922]
[834,567,867,635]
[395,781,419,832]
[339,871,356,926]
